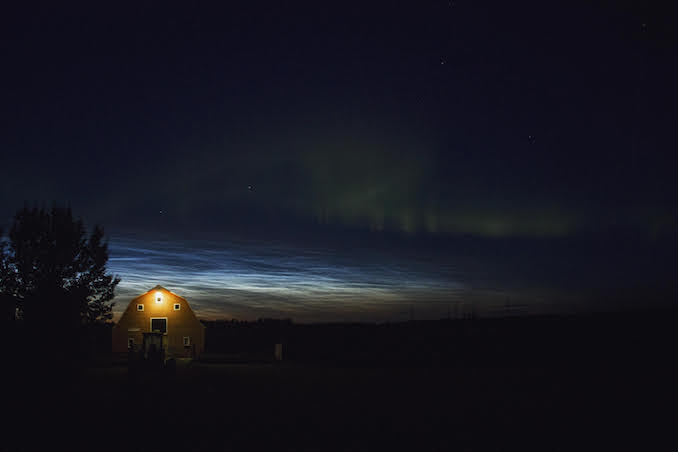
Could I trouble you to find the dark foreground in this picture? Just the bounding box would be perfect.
[9,310,678,451]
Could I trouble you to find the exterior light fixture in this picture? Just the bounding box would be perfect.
[155,291,163,304]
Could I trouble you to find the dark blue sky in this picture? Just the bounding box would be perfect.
[2,1,677,321]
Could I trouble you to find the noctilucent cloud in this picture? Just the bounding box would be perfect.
[108,236,466,322]
[107,232,677,322]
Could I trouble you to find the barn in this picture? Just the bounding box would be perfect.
[112,285,205,358]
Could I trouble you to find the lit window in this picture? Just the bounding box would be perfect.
[174,303,180,311]
[137,304,144,311]
[183,336,191,346]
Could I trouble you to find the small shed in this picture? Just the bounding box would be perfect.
[112,285,205,358]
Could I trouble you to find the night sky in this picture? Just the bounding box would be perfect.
[2,1,677,321]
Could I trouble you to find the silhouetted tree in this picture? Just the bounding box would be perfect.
[7,206,120,347]
[0,229,16,325]
[75,224,119,325]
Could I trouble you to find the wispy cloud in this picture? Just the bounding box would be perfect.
[108,236,466,322]
[107,232,677,322]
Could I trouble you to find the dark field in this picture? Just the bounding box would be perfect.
[10,311,678,451]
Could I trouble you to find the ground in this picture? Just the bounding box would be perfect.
[8,311,678,450]
[12,357,671,451]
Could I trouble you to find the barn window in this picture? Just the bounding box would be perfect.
[127,338,135,349]
[183,336,191,346]
[137,304,144,311]
[151,318,168,334]
[174,303,181,311]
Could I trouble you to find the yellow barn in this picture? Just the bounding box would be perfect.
[112,285,205,358]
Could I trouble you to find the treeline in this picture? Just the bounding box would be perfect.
[202,309,678,368]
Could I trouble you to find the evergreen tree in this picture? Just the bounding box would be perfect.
[79,225,119,324]
[8,205,120,330]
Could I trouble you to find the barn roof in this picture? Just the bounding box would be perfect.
[143,285,190,303]
[124,285,204,328]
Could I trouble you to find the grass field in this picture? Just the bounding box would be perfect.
[11,357,662,451]
[9,312,677,450]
